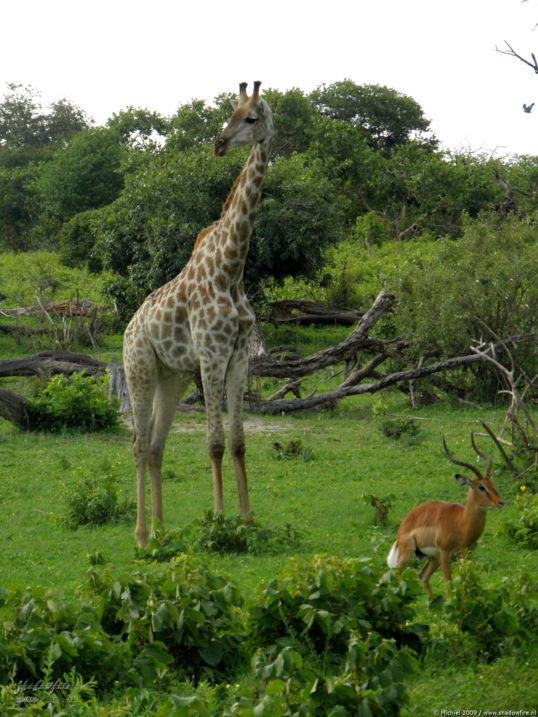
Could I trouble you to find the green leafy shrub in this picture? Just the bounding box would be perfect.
[248,555,426,657]
[0,585,128,689]
[23,372,119,432]
[362,493,394,525]
[61,460,133,529]
[504,491,538,549]
[83,555,246,684]
[135,511,302,561]
[439,559,537,660]
[271,438,314,462]
[381,417,422,445]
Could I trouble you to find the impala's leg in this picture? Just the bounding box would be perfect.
[201,358,227,514]
[225,342,251,517]
[440,550,452,590]
[419,557,440,595]
[148,372,190,535]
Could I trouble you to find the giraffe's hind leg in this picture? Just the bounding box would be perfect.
[148,372,191,535]
[225,340,251,517]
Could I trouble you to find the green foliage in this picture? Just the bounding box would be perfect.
[248,555,426,656]
[362,494,394,526]
[0,83,88,156]
[83,555,246,684]
[437,559,537,661]
[0,163,40,251]
[0,584,128,689]
[23,372,119,432]
[0,250,111,308]
[380,417,422,444]
[310,79,431,152]
[504,490,538,549]
[134,512,302,562]
[0,556,246,694]
[58,209,103,270]
[61,460,133,529]
[271,438,314,462]
[36,127,125,220]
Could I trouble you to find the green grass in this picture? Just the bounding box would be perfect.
[0,391,536,714]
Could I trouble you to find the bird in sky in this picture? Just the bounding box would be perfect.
[523,102,535,113]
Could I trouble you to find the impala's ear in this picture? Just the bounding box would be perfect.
[455,473,473,488]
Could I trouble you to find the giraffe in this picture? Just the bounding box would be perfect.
[123,81,274,547]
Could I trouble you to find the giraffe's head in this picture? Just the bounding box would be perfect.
[213,81,273,157]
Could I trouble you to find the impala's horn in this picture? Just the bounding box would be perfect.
[470,431,493,477]
[442,436,483,480]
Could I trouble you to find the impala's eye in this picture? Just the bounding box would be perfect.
[244,117,257,124]
[478,484,487,494]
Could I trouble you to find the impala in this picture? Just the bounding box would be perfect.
[386,434,504,593]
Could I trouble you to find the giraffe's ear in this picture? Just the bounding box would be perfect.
[257,99,270,117]
[230,99,239,111]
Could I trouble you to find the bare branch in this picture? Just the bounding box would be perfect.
[495,40,538,73]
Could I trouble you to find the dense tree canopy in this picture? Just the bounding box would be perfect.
[0,78,537,328]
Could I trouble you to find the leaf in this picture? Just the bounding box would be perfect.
[265,679,286,696]
[198,642,224,667]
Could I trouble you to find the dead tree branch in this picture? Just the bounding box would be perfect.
[495,40,538,74]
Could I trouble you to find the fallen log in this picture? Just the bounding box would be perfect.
[0,351,107,378]
[269,299,362,326]
[0,387,27,425]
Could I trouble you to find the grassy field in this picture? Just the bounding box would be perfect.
[0,388,536,714]
[0,276,536,714]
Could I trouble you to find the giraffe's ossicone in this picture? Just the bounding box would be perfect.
[123,81,274,547]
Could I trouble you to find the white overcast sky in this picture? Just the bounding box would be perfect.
[2,0,538,157]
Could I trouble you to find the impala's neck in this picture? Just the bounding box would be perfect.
[217,140,271,281]
[462,490,488,545]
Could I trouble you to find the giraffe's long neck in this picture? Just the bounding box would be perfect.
[217,139,271,282]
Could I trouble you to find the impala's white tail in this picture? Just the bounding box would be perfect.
[387,540,398,569]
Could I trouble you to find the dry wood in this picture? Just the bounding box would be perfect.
[0,351,107,378]
[269,299,362,326]
[249,290,399,379]
[0,387,27,425]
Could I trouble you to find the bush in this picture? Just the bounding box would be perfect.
[83,555,246,684]
[437,558,537,661]
[134,511,302,561]
[0,585,128,689]
[380,417,422,444]
[61,460,133,529]
[504,490,538,550]
[23,372,119,432]
[248,555,426,656]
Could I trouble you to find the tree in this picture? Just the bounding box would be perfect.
[166,98,231,152]
[37,127,125,221]
[309,80,432,153]
[106,107,169,150]
[0,83,88,161]
[91,144,342,316]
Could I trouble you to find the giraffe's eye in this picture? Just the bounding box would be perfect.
[244,117,257,124]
